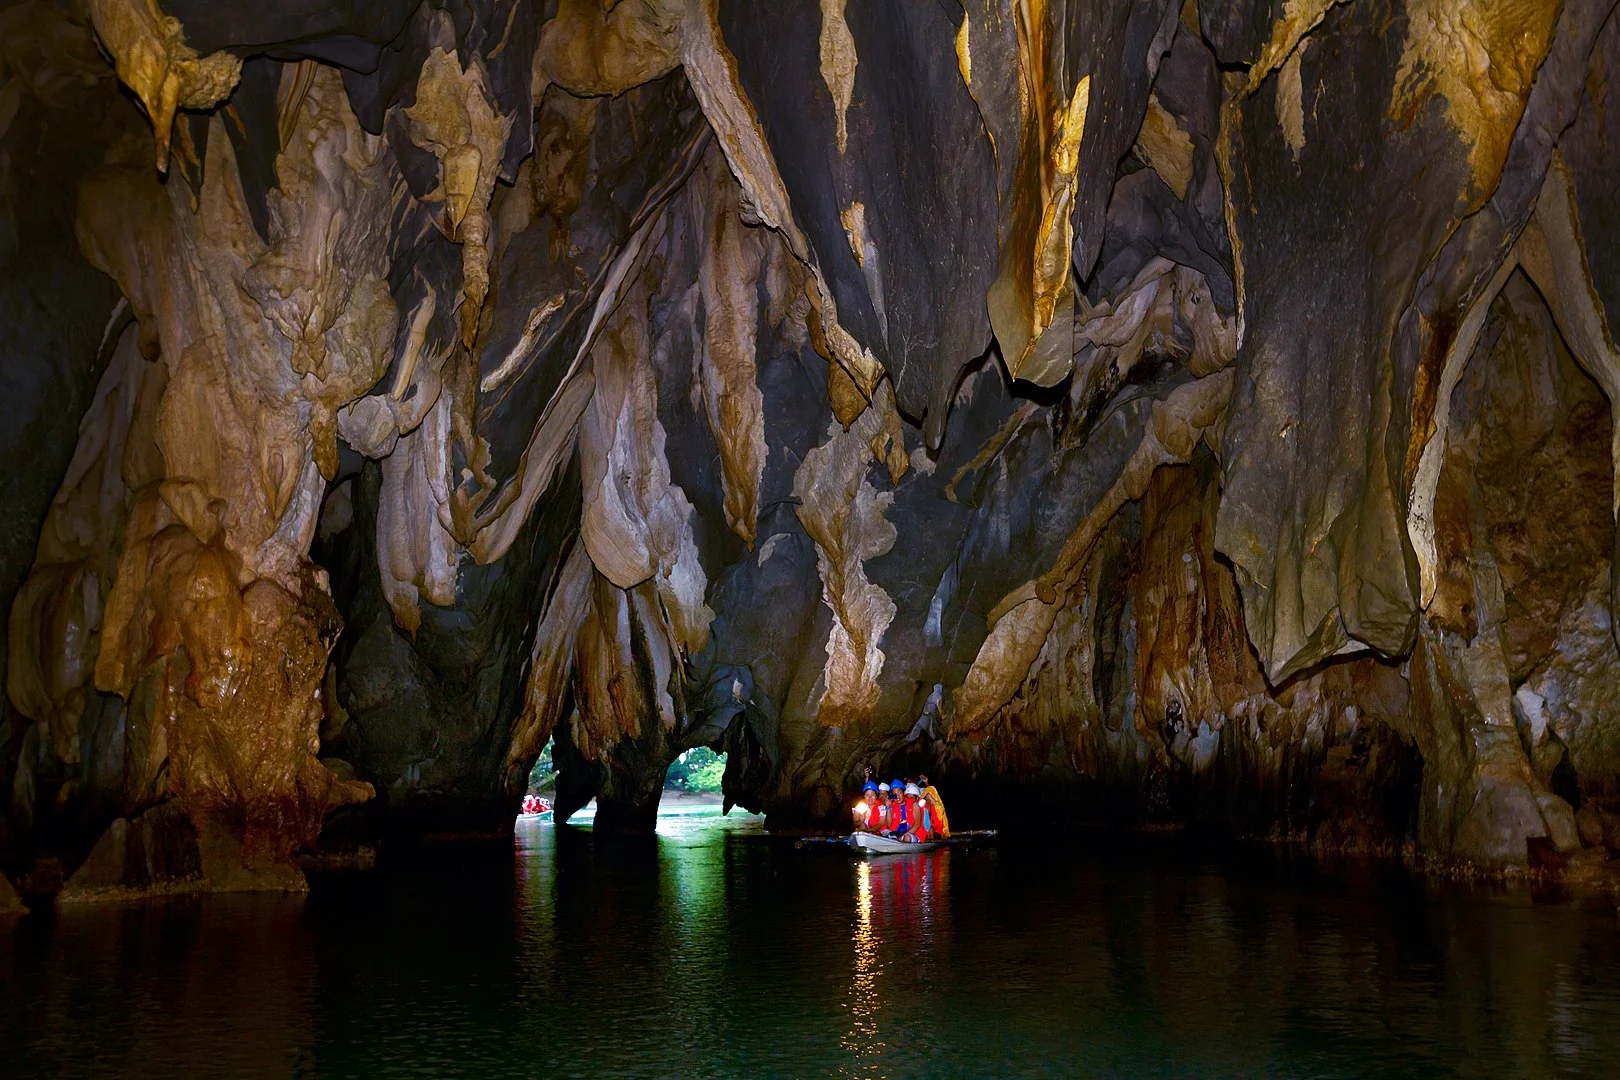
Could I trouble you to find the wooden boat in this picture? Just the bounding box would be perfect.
[847,831,938,855]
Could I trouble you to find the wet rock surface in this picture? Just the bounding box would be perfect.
[1,0,1619,894]
[0,870,24,917]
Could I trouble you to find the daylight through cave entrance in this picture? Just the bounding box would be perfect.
[520,735,733,825]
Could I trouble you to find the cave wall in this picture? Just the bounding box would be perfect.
[0,1,140,872]
[3,0,1620,894]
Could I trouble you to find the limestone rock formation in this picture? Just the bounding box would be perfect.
[2,0,1620,892]
[0,869,25,917]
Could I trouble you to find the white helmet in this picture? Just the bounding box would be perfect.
[877,783,890,792]
[905,783,921,797]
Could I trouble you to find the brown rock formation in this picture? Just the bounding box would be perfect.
[3,0,1620,891]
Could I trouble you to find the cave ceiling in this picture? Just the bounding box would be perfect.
[5,0,1620,883]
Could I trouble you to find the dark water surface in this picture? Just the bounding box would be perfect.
[5,805,1620,1078]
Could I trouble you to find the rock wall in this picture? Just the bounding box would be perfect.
[0,1,139,868]
[3,0,1620,893]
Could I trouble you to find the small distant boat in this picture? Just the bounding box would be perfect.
[847,832,938,855]
[519,795,554,820]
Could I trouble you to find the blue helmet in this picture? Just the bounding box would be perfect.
[863,781,878,793]
[890,779,904,792]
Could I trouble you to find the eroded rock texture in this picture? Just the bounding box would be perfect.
[4,0,1620,891]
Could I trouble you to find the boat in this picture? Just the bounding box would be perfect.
[518,794,554,821]
[847,832,938,855]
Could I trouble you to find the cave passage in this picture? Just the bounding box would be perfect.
[7,0,1620,891]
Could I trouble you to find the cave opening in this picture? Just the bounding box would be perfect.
[665,746,726,798]
[526,736,555,798]
[518,733,742,827]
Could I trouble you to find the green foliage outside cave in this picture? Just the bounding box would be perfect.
[526,740,725,796]
[665,747,725,794]
[527,739,555,794]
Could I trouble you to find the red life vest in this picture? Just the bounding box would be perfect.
[905,796,927,838]
[914,798,933,839]
[865,799,884,830]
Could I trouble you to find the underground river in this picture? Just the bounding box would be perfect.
[5,808,1620,1078]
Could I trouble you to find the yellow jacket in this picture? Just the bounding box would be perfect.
[920,785,950,838]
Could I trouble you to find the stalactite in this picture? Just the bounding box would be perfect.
[5,0,1620,881]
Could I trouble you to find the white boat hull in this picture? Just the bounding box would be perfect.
[847,831,937,855]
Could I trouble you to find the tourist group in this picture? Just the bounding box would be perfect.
[852,770,950,842]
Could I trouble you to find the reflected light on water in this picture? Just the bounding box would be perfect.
[840,859,885,1075]
[838,852,952,1078]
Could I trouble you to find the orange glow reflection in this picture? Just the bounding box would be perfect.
[838,852,949,1076]
[839,859,884,1072]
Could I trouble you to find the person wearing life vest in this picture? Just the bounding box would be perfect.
[902,782,932,842]
[917,773,950,839]
[881,783,910,837]
[868,782,888,831]
[853,780,881,831]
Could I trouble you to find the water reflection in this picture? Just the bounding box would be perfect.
[4,822,1620,1078]
[839,851,951,1078]
[2,894,321,1075]
[841,859,883,1070]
